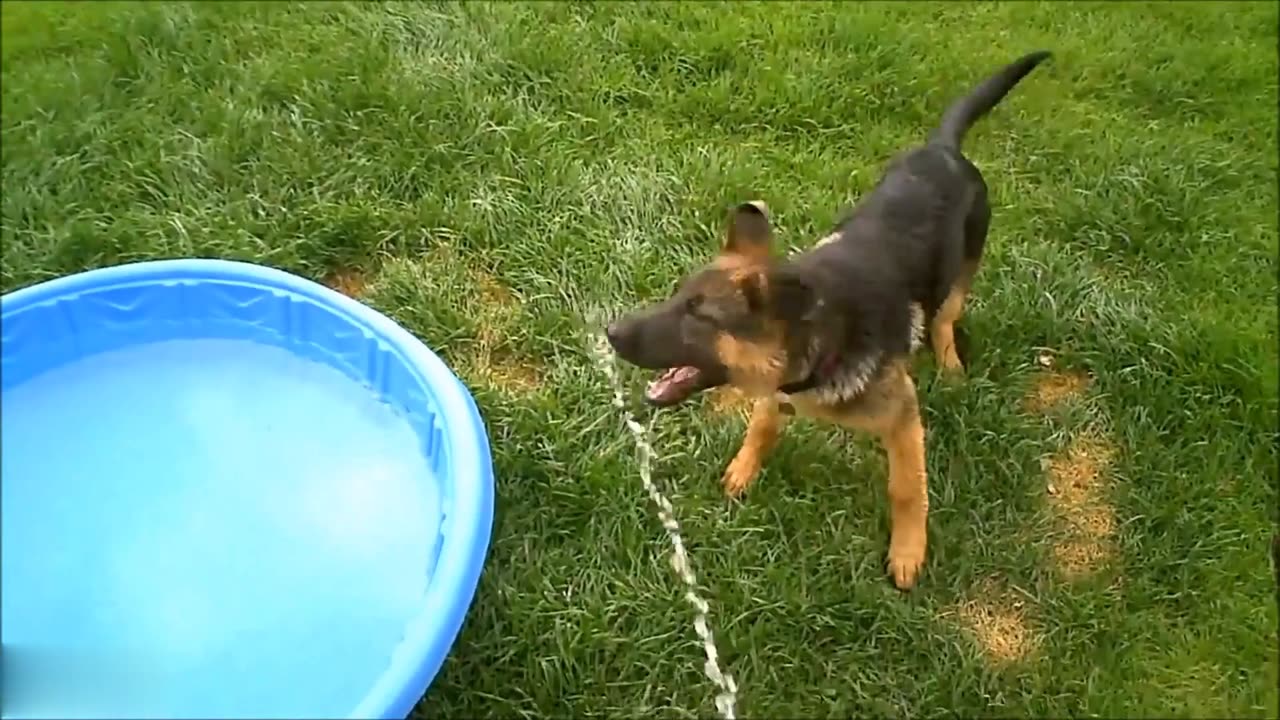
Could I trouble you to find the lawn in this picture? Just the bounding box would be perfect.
[3,1,1278,717]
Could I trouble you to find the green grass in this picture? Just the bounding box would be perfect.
[3,1,1277,717]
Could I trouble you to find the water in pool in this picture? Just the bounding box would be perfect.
[1,338,442,719]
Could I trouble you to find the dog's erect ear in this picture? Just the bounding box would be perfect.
[768,269,820,323]
[723,201,772,259]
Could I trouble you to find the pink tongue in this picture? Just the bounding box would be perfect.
[646,366,698,401]
[670,366,698,383]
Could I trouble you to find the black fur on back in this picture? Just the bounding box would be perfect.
[781,52,1051,394]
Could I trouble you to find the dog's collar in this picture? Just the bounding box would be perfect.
[777,351,841,395]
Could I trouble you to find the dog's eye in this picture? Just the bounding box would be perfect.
[685,295,703,313]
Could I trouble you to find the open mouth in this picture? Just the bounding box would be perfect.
[645,366,714,407]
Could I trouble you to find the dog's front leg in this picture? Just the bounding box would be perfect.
[880,395,929,590]
[722,396,787,498]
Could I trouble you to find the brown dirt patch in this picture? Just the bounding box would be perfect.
[1045,432,1118,578]
[324,268,368,298]
[1023,369,1090,413]
[944,586,1037,665]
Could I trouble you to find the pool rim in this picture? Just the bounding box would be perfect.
[0,258,495,720]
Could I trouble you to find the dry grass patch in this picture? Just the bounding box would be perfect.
[462,353,542,395]
[1053,532,1115,579]
[943,583,1038,665]
[1045,433,1115,506]
[324,268,368,298]
[1045,431,1119,579]
[1023,369,1091,413]
[356,251,545,396]
[476,271,517,312]
[459,266,543,396]
[461,341,542,395]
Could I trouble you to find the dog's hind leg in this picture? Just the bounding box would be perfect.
[929,263,975,374]
[722,396,787,498]
[961,183,992,265]
[930,194,989,374]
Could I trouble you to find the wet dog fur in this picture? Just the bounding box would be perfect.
[605,51,1052,590]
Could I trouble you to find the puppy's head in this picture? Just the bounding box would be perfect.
[605,202,821,406]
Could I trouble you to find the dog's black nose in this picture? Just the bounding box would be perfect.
[605,321,631,354]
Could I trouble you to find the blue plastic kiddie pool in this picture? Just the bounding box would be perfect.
[1,259,494,719]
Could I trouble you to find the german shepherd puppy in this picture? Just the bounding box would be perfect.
[604,51,1052,590]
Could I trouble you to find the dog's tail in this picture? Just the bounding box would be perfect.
[929,50,1052,150]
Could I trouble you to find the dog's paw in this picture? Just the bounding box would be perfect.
[887,536,927,590]
[938,359,967,381]
[934,344,966,377]
[720,454,760,498]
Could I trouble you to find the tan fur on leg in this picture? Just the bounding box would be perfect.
[881,405,928,589]
[930,262,978,375]
[722,397,787,497]
[790,360,929,589]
